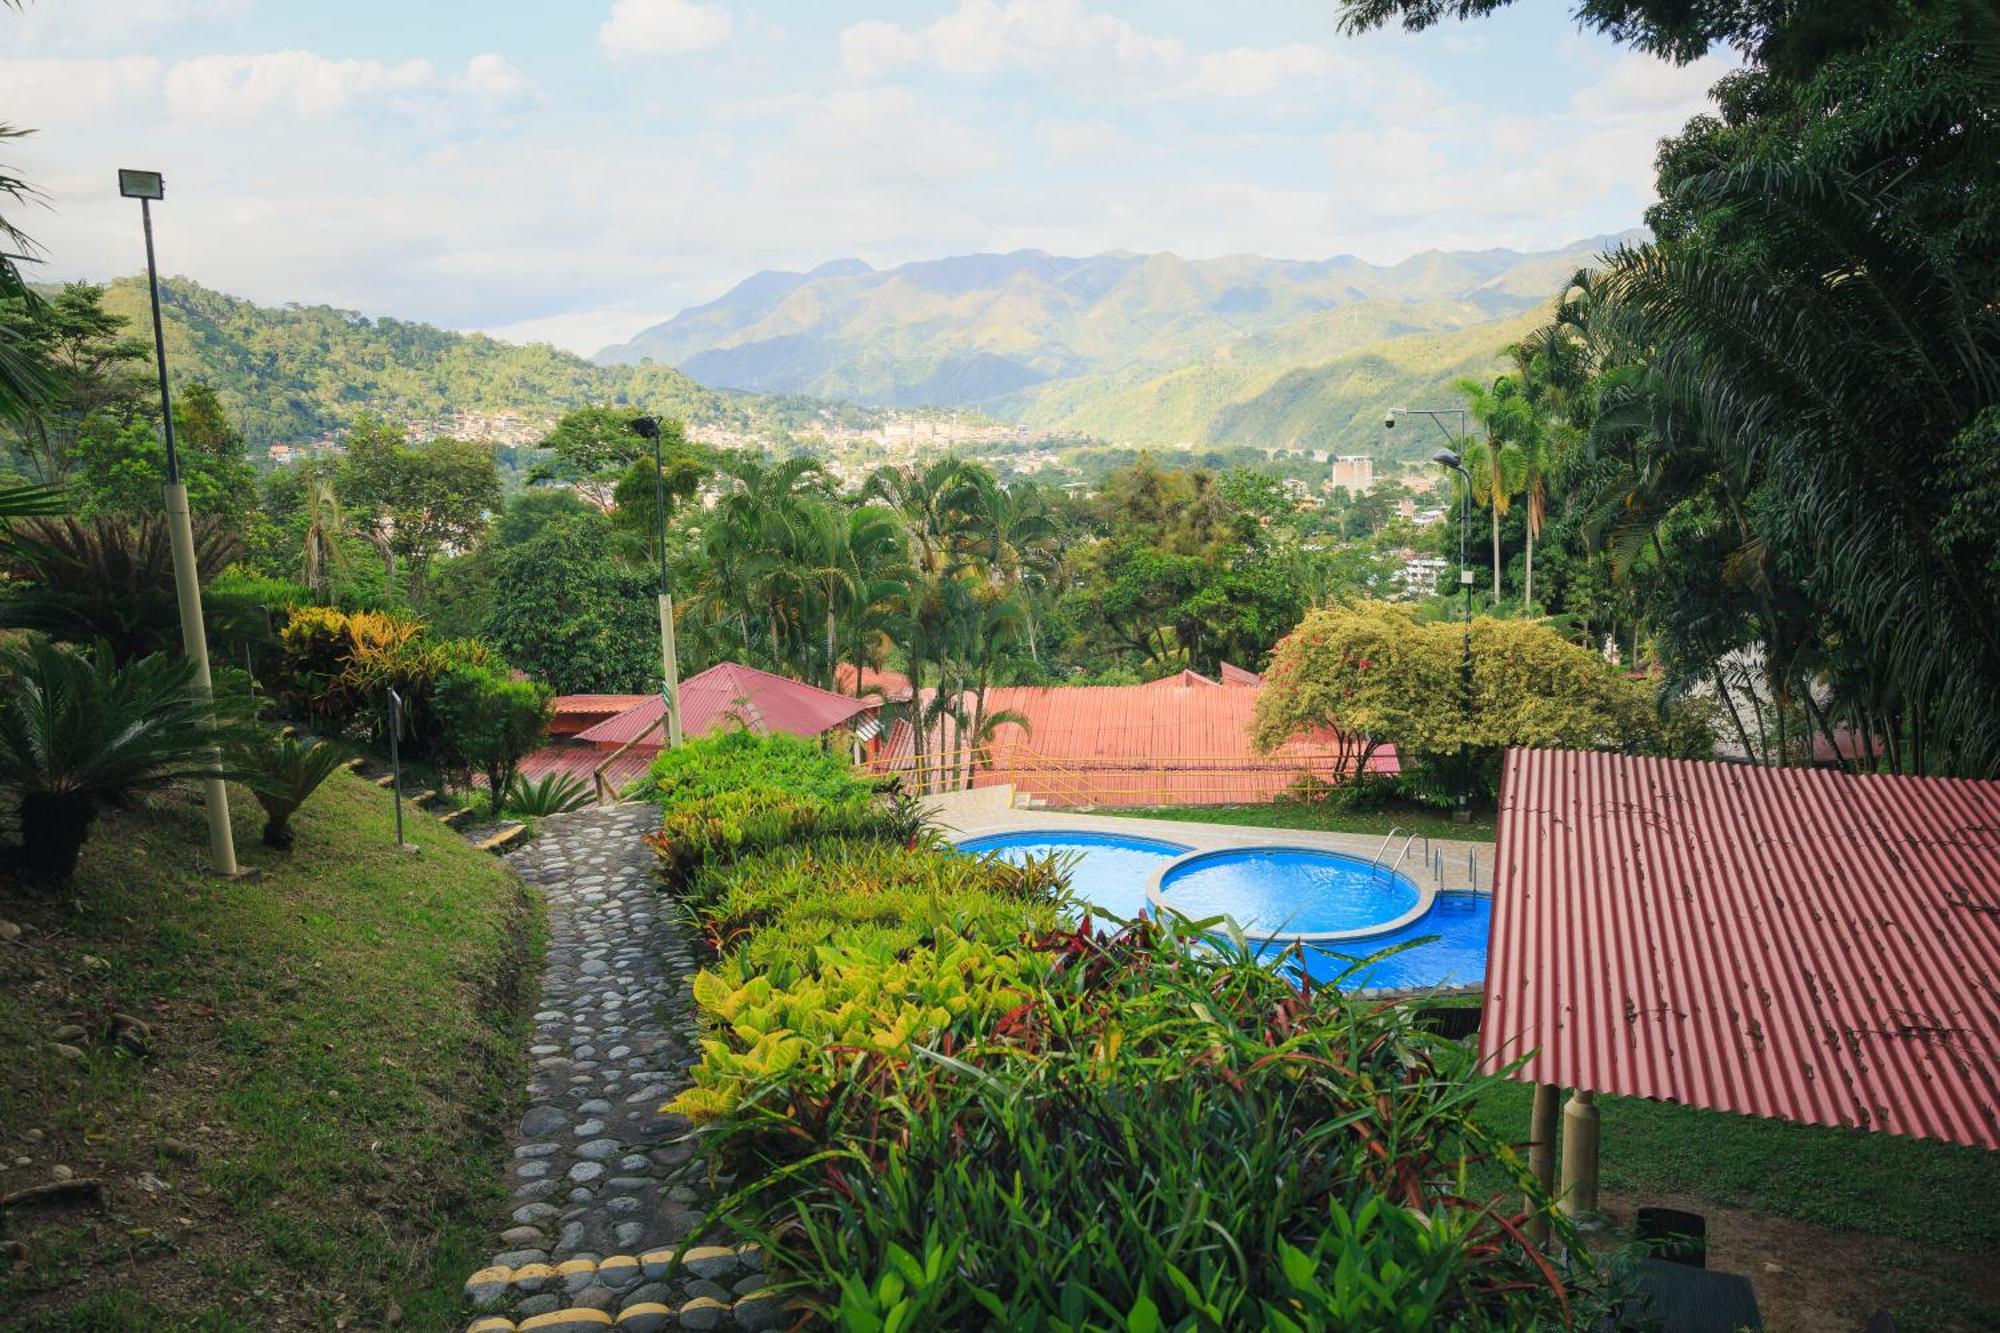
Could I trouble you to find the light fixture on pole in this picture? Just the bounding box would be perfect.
[628,415,683,748]
[120,168,240,875]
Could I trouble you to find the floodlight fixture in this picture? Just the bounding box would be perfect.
[117,168,164,200]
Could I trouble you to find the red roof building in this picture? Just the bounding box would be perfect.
[519,664,881,800]
[877,682,1395,807]
[1482,748,2000,1151]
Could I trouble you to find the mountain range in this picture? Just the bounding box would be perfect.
[596,233,1638,455]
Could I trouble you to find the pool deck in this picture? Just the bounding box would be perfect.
[929,785,1492,896]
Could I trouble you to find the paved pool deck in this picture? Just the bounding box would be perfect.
[927,785,1492,895]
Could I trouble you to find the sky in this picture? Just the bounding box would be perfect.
[1,0,1732,355]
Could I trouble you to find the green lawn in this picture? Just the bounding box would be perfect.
[1116,799,1497,842]
[0,769,542,1331]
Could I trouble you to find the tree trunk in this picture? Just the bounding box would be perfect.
[825,608,838,690]
[1491,506,1503,599]
[18,792,96,882]
[1524,527,1534,610]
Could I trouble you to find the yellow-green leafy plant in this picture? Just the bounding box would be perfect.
[670,932,1045,1123]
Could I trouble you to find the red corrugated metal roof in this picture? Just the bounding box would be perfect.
[517,742,653,795]
[834,663,913,700]
[876,684,1397,806]
[1481,749,2000,1150]
[573,662,876,746]
[1220,662,1262,687]
[1141,669,1219,690]
[551,694,650,715]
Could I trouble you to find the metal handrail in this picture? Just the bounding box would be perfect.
[1383,830,1422,880]
[1368,826,1410,868]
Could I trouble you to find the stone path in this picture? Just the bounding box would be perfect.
[461,803,782,1333]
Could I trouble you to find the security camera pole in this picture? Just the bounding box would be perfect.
[628,415,683,748]
[119,168,239,875]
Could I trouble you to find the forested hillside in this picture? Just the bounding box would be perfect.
[1013,308,1548,458]
[92,277,755,448]
[596,235,1633,435]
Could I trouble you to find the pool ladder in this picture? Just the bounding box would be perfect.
[1369,827,1423,881]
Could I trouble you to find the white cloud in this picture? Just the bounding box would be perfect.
[0,56,163,123]
[163,50,434,120]
[1571,53,1731,120]
[1179,44,1346,99]
[598,0,732,60]
[457,53,537,105]
[1034,118,1129,161]
[0,0,246,49]
[840,0,1183,86]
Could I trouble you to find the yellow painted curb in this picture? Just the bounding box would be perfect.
[615,1304,673,1325]
[511,1261,555,1288]
[553,1256,598,1279]
[477,824,530,853]
[520,1311,614,1331]
[467,1319,516,1333]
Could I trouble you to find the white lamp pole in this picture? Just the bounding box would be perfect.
[120,168,239,876]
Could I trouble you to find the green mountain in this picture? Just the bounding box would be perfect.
[95,277,769,450]
[1015,307,1554,461]
[595,235,1634,429]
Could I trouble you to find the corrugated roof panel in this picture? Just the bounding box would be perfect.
[573,662,876,746]
[1480,749,2000,1150]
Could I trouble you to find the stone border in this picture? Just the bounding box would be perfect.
[463,1242,789,1331]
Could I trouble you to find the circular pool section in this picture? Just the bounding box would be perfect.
[955,830,1192,920]
[1154,847,1422,938]
[1277,893,1493,992]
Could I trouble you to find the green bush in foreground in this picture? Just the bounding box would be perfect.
[645,727,877,811]
[701,917,1597,1330]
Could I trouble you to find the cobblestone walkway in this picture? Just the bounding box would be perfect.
[461,803,781,1333]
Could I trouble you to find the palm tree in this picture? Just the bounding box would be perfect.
[241,730,347,850]
[0,639,253,880]
[1454,375,1531,600]
[300,471,348,596]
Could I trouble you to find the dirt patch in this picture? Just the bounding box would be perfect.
[1588,1190,2000,1332]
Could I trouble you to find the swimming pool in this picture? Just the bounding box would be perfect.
[1275,893,1493,992]
[954,831,1490,993]
[1154,847,1423,937]
[954,830,1192,920]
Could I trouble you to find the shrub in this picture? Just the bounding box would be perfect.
[432,666,552,815]
[701,918,1597,1330]
[670,932,1044,1123]
[689,837,1066,971]
[645,727,876,811]
[274,604,498,758]
[504,770,593,817]
[0,514,245,663]
[0,639,256,881]
[240,729,347,850]
[646,788,913,900]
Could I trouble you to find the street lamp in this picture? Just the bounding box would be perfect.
[628,416,683,748]
[1430,445,1476,825]
[119,168,240,875]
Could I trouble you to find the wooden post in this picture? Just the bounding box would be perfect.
[1559,1088,1600,1218]
[1526,1083,1559,1244]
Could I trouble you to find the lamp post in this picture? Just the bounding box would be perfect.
[628,416,683,748]
[1387,406,1475,825]
[119,168,239,875]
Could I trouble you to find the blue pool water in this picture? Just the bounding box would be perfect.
[1273,893,1493,992]
[954,833,1492,993]
[1156,848,1420,936]
[955,830,1191,920]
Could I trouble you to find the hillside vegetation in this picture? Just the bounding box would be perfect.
[0,770,539,1330]
[92,278,776,450]
[596,236,1630,450]
[1018,307,1550,455]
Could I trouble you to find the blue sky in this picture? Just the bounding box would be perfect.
[2,1,1731,353]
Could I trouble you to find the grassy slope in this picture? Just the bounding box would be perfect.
[0,769,541,1331]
